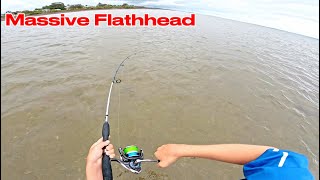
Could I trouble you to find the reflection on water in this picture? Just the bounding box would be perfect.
[1,9,319,180]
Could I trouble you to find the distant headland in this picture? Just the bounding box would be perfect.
[1,2,151,21]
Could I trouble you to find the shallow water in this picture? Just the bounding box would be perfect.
[1,9,319,180]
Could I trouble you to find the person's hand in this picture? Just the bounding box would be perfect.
[154,144,181,168]
[87,137,115,165]
[86,137,115,180]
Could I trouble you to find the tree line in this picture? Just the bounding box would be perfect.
[4,2,143,15]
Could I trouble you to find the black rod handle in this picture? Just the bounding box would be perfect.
[102,122,113,180]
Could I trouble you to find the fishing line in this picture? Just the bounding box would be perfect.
[105,51,145,123]
[115,50,143,146]
[101,50,158,180]
[117,68,121,148]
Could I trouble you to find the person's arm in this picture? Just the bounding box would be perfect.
[154,144,273,167]
[86,137,115,180]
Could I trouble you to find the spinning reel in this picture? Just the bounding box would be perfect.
[111,145,158,174]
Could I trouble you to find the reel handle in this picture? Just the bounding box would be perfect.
[102,122,113,180]
[135,159,160,163]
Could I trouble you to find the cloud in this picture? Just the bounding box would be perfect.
[1,0,318,38]
[140,0,182,7]
[125,0,319,38]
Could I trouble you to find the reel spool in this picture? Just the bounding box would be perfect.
[123,145,140,158]
[111,145,158,174]
[112,145,144,174]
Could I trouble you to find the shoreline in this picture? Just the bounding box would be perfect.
[1,7,161,21]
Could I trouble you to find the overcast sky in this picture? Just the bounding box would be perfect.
[1,0,319,39]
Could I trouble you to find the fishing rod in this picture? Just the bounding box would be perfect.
[102,52,158,180]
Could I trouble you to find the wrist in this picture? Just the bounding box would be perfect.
[175,144,205,158]
[86,161,101,173]
[174,144,191,158]
[86,162,102,180]
[86,159,101,170]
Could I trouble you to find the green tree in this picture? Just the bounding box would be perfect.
[42,2,66,10]
[69,4,84,9]
[97,2,104,7]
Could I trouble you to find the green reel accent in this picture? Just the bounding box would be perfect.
[123,145,140,157]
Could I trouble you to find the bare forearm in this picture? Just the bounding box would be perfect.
[86,162,103,180]
[175,144,273,165]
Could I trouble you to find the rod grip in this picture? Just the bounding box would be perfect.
[102,122,113,180]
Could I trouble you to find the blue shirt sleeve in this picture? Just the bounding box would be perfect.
[243,148,314,180]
